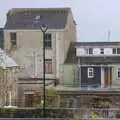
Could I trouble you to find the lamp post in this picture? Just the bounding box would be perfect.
[40,24,48,117]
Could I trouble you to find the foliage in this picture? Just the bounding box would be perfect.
[34,88,58,108]
[60,95,68,108]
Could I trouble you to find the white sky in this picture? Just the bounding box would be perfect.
[0,0,120,42]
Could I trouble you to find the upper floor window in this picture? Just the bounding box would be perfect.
[89,48,93,54]
[45,59,52,74]
[100,48,104,54]
[45,33,52,48]
[88,68,94,78]
[84,48,93,55]
[10,32,17,46]
[117,68,120,78]
[117,48,120,54]
[85,49,89,54]
[112,48,117,54]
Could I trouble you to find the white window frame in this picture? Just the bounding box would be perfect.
[88,68,94,78]
[117,68,120,78]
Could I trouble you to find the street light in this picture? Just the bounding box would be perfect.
[40,24,48,117]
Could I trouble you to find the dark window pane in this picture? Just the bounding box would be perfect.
[118,72,120,78]
[44,33,52,48]
[112,48,116,54]
[89,48,93,54]
[100,48,104,54]
[10,32,16,45]
[10,32,16,40]
[117,48,120,54]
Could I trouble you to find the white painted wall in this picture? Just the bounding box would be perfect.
[76,47,115,56]
[93,48,100,55]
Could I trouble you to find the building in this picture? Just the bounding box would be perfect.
[76,42,120,89]
[55,42,120,108]
[4,8,76,107]
[0,48,20,107]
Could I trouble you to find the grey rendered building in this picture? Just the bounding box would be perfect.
[3,8,76,106]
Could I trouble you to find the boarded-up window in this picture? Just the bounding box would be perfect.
[45,59,52,74]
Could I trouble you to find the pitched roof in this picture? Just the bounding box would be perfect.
[0,48,19,68]
[75,42,120,47]
[4,8,70,29]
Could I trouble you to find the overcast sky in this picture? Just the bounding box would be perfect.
[0,0,120,42]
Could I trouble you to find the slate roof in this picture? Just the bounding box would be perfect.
[75,42,120,47]
[79,56,120,64]
[4,8,71,29]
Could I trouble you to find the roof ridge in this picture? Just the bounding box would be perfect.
[7,7,71,16]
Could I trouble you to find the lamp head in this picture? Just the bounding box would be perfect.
[40,24,48,33]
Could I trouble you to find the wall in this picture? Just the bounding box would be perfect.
[62,64,77,86]
[59,11,76,84]
[4,30,57,79]
[81,67,101,87]
[77,48,118,56]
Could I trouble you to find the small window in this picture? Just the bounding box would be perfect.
[113,48,117,54]
[89,48,93,54]
[10,32,16,46]
[44,33,52,48]
[88,68,94,78]
[117,68,120,78]
[100,48,104,54]
[85,49,89,54]
[117,48,120,54]
[45,59,52,74]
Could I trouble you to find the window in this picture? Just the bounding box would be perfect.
[117,68,120,78]
[44,33,52,48]
[113,48,117,54]
[45,59,52,73]
[100,48,104,54]
[85,49,89,54]
[10,32,16,46]
[88,68,94,78]
[117,48,120,54]
[89,48,93,54]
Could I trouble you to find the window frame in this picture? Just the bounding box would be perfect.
[44,33,52,49]
[10,32,17,46]
[117,48,120,54]
[100,48,104,54]
[89,48,93,54]
[112,48,117,54]
[88,68,94,78]
[117,68,120,78]
[85,48,89,54]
